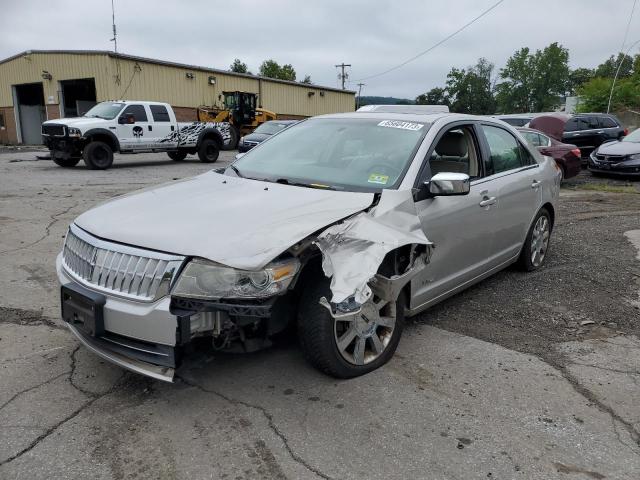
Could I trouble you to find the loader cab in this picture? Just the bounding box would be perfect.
[223,91,257,126]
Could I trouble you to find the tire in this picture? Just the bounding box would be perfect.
[222,126,239,151]
[53,157,81,168]
[197,138,220,163]
[297,276,404,378]
[168,151,187,161]
[559,165,566,183]
[517,208,552,272]
[83,141,114,170]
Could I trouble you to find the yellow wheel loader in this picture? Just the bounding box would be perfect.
[197,91,277,149]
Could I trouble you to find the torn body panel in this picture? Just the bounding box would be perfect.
[314,189,433,305]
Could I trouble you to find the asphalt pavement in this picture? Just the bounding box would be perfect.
[1,151,639,479]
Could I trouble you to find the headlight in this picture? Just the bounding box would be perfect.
[630,153,640,160]
[68,127,82,137]
[172,258,300,300]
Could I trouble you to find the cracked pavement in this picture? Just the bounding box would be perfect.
[1,151,639,479]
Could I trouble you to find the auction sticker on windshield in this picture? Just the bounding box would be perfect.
[378,120,424,131]
[368,173,389,185]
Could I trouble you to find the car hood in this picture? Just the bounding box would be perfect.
[74,171,375,270]
[243,133,270,143]
[596,140,640,156]
[42,117,110,128]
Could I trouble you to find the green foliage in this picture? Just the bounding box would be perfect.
[259,60,296,81]
[302,75,312,84]
[229,58,248,74]
[577,75,640,112]
[495,42,569,112]
[568,67,594,95]
[415,87,449,106]
[594,53,634,78]
[445,58,496,114]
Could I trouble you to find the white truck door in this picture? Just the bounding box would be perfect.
[116,104,152,151]
[149,104,177,148]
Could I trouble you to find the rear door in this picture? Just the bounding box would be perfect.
[149,104,177,148]
[116,104,151,151]
[564,116,595,154]
[478,124,541,262]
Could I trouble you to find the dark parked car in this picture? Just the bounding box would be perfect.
[518,127,581,181]
[237,120,298,152]
[588,127,640,177]
[562,113,627,157]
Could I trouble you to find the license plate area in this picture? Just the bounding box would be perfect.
[61,284,106,337]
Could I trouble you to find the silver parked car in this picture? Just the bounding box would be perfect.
[57,107,560,382]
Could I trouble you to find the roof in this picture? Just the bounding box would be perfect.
[0,50,356,95]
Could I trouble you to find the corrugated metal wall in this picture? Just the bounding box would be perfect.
[0,52,355,117]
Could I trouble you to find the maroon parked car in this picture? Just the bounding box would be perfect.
[518,127,581,181]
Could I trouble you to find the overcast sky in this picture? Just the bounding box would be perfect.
[2,0,638,98]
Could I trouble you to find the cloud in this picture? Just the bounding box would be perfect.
[1,0,638,99]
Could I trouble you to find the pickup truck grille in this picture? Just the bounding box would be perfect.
[42,124,66,137]
[62,225,184,302]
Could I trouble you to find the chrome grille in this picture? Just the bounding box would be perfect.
[62,224,184,302]
[596,154,625,163]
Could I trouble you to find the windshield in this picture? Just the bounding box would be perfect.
[622,128,640,142]
[84,102,125,120]
[254,122,292,135]
[232,118,428,191]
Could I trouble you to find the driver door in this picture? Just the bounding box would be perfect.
[411,122,500,309]
[116,104,151,151]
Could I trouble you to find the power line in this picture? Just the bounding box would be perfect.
[607,0,638,113]
[354,0,505,82]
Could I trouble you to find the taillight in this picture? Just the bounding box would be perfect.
[571,148,581,158]
[623,128,629,136]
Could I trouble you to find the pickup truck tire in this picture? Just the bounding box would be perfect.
[83,141,114,170]
[198,139,220,163]
[53,157,81,168]
[297,277,404,378]
[168,151,187,161]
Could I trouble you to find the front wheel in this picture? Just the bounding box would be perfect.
[168,151,187,161]
[298,278,404,378]
[53,157,81,168]
[197,138,220,163]
[517,208,551,271]
[83,141,114,170]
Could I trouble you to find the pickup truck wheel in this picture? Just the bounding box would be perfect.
[53,157,81,168]
[168,151,187,161]
[222,126,239,151]
[517,208,551,271]
[297,277,404,378]
[198,139,220,163]
[83,141,114,170]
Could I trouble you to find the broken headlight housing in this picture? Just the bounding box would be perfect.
[67,127,82,137]
[172,258,300,300]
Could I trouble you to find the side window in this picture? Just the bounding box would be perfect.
[599,116,617,128]
[522,131,541,147]
[481,125,524,174]
[122,104,148,122]
[150,105,170,122]
[428,125,481,179]
[538,133,551,147]
[586,116,600,129]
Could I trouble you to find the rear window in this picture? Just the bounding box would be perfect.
[150,105,170,122]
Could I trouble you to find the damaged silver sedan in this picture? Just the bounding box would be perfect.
[56,106,560,381]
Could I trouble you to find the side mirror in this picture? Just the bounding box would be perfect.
[118,114,135,124]
[427,172,470,196]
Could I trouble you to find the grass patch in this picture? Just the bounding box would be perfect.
[573,183,639,194]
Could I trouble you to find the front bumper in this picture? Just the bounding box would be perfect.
[237,142,258,153]
[44,136,83,159]
[588,157,640,176]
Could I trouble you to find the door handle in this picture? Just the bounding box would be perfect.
[479,196,497,207]
[148,125,153,131]
[531,180,541,189]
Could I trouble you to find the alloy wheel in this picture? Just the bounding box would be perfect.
[530,215,550,267]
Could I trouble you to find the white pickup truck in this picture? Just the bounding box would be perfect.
[41,100,232,169]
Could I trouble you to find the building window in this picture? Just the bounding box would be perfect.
[0,112,5,129]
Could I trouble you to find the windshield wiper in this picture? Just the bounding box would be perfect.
[274,178,338,190]
[228,165,244,177]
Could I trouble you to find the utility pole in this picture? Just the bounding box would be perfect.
[356,83,365,109]
[335,63,351,90]
[110,0,118,54]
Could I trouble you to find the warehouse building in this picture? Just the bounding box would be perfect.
[0,50,355,144]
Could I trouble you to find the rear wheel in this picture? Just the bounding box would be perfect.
[517,208,551,271]
[83,141,114,170]
[168,151,187,161]
[53,157,81,168]
[298,277,404,378]
[197,138,220,163]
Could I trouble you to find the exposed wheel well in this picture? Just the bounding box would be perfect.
[200,131,223,149]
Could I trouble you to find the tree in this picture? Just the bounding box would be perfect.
[496,42,569,112]
[259,59,296,81]
[230,58,248,74]
[577,75,640,112]
[302,75,312,84]
[445,58,496,114]
[415,87,449,106]
[595,53,634,78]
[568,67,594,95]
